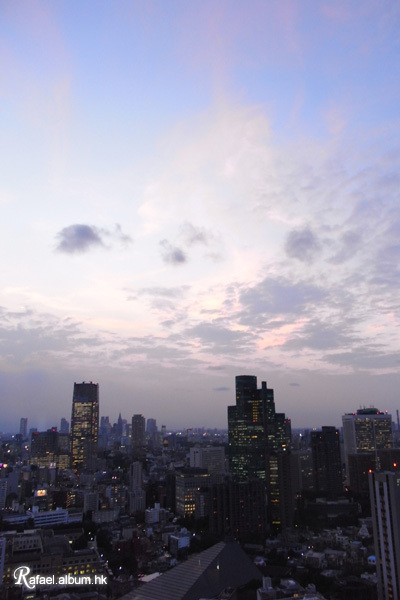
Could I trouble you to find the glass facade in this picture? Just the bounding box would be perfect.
[71,382,99,472]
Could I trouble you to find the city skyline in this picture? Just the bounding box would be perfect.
[1,2,400,431]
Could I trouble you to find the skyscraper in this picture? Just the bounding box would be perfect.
[311,426,343,498]
[20,417,28,439]
[71,382,99,472]
[342,408,393,473]
[228,375,292,531]
[228,375,268,481]
[131,414,145,447]
[228,376,289,481]
[31,427,70,469]
[60,417,69,434]
[370,471,400,600]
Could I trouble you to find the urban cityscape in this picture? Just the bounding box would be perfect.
[1,376,399,599]
[2,2,400,600]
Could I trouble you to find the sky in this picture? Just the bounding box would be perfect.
[1,0,400,432]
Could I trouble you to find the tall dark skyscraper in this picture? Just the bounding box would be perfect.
[20,417,28,439]
[228,375,289,480]
[228,375,292,531]
[311,426,343,498]
[228,375,268,481]
[131,414,145,447]
[71,382,99,472]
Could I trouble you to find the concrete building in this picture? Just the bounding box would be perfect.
[0,480,7,510]
[129,489,146,514]
[189,445,225,474]
[129,461,142,490]
[175,469,210,517]
[30,428,70,469]
[369,471,400,600]
[311,426,343,498]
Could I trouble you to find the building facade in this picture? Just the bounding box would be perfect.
[70,382,99,472]
[131,414,145,447]
[342,408,393,473]
[227,375,292,531]
[31,428,70,469]
[369,471,400,600]
[175,469,210,517]
[19,418,28,439]
[311,426,343,498]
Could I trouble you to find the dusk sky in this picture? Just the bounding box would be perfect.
[1,1,400,432]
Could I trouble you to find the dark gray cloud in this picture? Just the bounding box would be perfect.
[56,224,104,253]
[159,239,187,264]
[285,226,321,262]
[56,223,132,254]
[290,382,300,387]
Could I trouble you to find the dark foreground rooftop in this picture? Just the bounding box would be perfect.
[121,541,262,600]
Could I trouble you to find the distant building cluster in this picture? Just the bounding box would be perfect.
[1,375,399,599]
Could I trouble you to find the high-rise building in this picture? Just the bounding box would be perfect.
[369,471,400,600]
[70,382,99,472]
[311,426,343,498]
[131,414,145,447]
[290,449,314,497]
[129,461,143,491]
[228,375,292,531]
[209,479,267,540]
[348,453,376,495]
[228,376,268,481]
[190,446,226,474]
[20,418,28,439]
[0,480,7,510]
[228,376,289,481]
[117,413,124,437]
[175,469,211,517]
[31,428,70,469]
[60,418,69,434]
[342,408,393,473]
[146,418,157,435]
